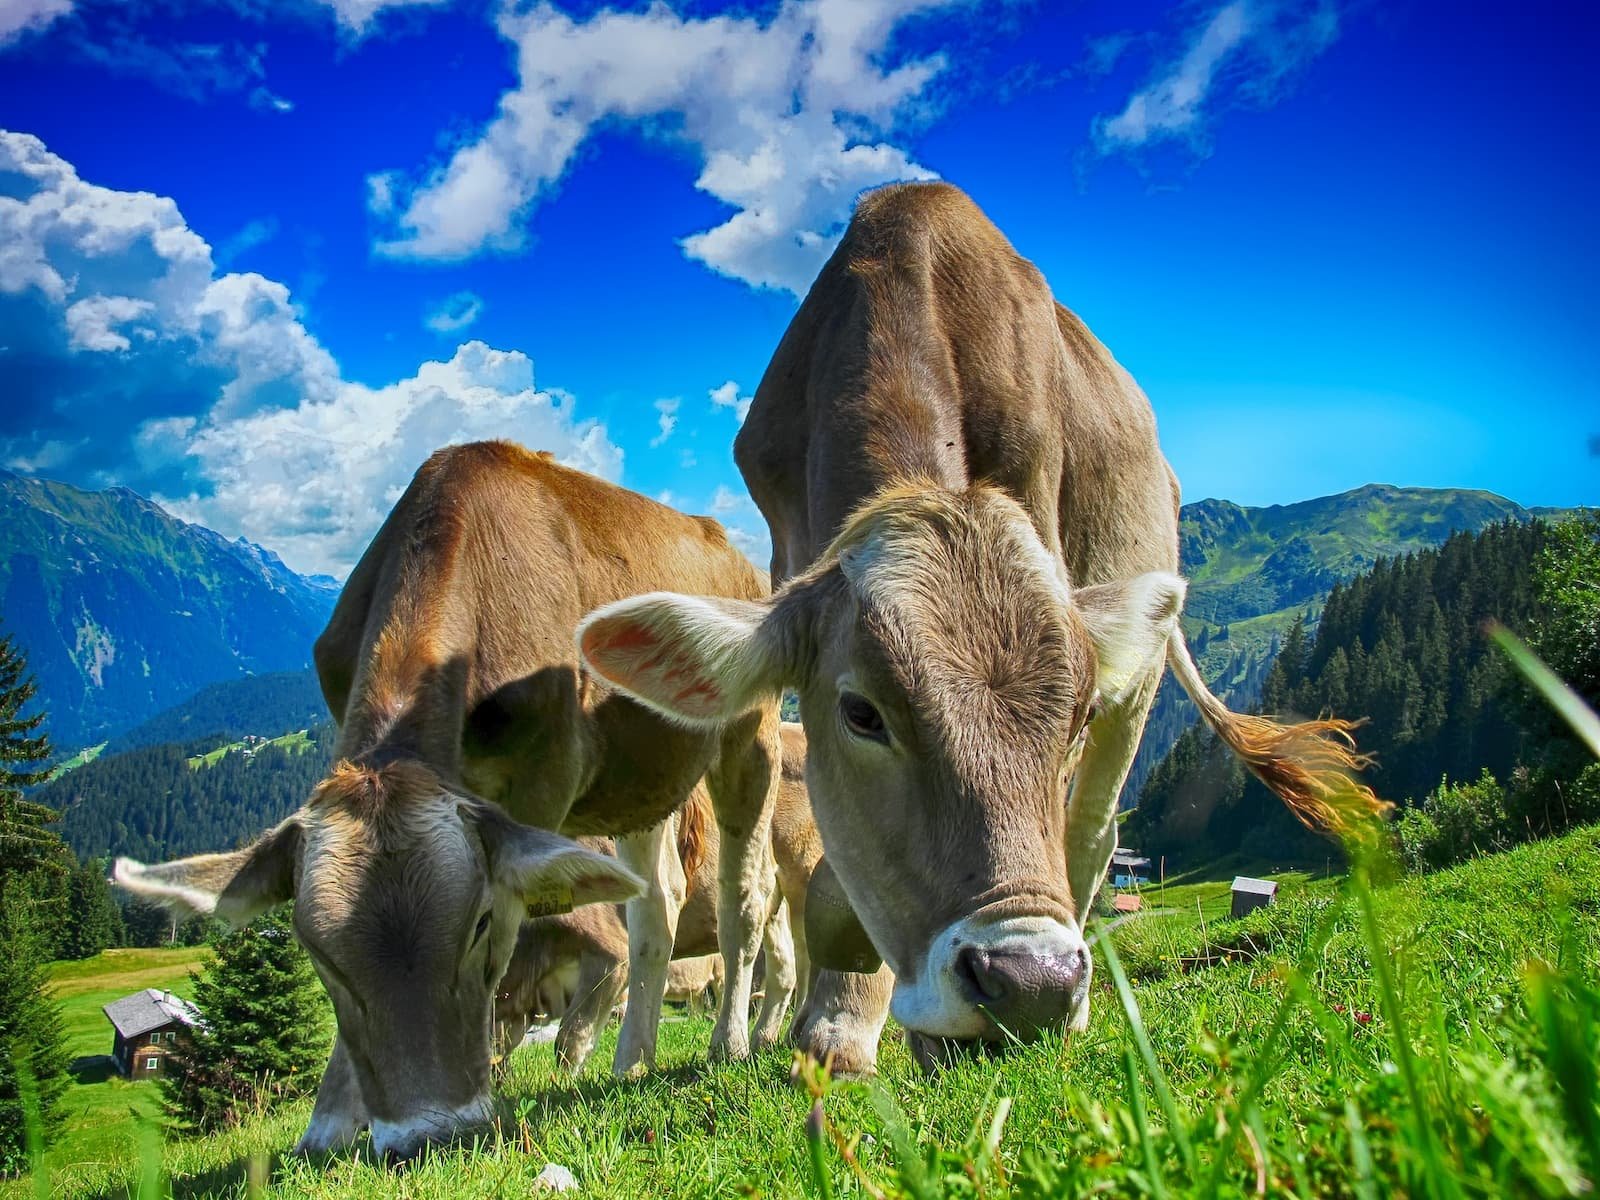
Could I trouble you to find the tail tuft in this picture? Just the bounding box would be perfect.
[1167,631,1390,841]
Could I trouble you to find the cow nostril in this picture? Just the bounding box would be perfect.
[955,946,1008,1003]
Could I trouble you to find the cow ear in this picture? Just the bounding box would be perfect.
[577,593,787,726]
[474,806,643,916]
[1074,572,1186,702]
[112,816,303,927]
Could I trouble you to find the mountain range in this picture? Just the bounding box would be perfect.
[0,470,338,751]
[2,471,1587,860]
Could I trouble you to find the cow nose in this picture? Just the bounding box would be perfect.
[953,944,1087,1038]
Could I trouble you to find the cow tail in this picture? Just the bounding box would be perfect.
[1166,631,1390,838]
[677,784,712,883]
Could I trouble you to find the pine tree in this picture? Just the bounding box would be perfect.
[0,633,57,874]
[164,908,331,1132]
[0,894,68,1176]
[62,859,124,961]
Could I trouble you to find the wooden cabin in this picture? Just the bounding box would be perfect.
[104,988,200,1077]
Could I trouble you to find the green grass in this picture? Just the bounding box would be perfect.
[13,829,1600,1198]
[187,730,313,770]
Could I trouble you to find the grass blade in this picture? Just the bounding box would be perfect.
[1097,921,1197,1176]
[1488,622,1600,758]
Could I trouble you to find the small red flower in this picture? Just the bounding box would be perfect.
[1354,1011,1373,1025]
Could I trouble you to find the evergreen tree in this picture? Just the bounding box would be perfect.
[0,633,56,874]
[62,859,124,961]
[0,894,68,1176]
[164,908,331,1132]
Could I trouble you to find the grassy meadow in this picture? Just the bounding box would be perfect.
[11,824,1600,1198]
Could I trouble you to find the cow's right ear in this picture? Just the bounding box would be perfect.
[577,593,790,726]
[112,816,302,927]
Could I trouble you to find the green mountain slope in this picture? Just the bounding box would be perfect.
[1126,484,1563,805]
[0,471,338,751]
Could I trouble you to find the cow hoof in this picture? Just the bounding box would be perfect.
[708,1037,751,1064]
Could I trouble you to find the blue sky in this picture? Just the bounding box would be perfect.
[0,0,1594,576]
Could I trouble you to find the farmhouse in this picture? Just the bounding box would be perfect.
[103,988,200,1077]
[1230,876,1278,919]
[1109,850,1152,888]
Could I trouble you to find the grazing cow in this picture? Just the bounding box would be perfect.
[493,780,801,1071]
[578,183,1381,1073]
[115,441,782,1159]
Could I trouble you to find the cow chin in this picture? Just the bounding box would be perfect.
[890,915,1089,1052]
[368,1096,496,1162]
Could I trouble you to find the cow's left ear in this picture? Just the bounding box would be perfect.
[471,804,643,915]
[112,815,303,926]
[577,593,789,726]
[1074,572,1186,702]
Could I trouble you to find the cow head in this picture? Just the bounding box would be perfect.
[578,484,1181,1052]
[112,760,640,1159]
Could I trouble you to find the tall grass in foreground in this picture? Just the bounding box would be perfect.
[793,856,1600,1199]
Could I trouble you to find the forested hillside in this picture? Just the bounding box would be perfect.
[43,724,335,862]
[1126,516,1594,862]
[1123,484,1560,803]
[104,669,327,755]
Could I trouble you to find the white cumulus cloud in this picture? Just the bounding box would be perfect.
[161,341,622,576]
[369,0,984,294]
[0,129,622,578]
[709,379,753,424]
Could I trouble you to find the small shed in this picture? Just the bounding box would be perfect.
[1230,876,1278,919]
[1111,893,1143,915]
[1109,850,1152,888]
[103,989,200,1077]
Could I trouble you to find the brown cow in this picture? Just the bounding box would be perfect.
[115,441,782,1158]
[578,183,1380,1072]
[493,778,802,1071]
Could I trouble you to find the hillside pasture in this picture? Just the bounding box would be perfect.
[40,947,210,1181]
[12,827,1600,1198]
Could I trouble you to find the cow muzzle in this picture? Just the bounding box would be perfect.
[891,915,1088,1047]
[368,1096,495,1163]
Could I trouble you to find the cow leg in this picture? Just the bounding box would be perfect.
[704,709,781,1061]
[1063,668,1162,1031]
[789,965,894,1077]
[612,821,683,1076]
[752,897,797,1051]
[295,1037,368,1154]
[556,947,627,1074]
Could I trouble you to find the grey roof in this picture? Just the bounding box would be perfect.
[103,989,200,1039]
[1231,876,1278,897]
[1112,851,1152,868]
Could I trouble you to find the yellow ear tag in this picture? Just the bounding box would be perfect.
[525,885,575,919]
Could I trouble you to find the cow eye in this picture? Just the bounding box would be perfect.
[839,692,888,744]
[472,911,492,945]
